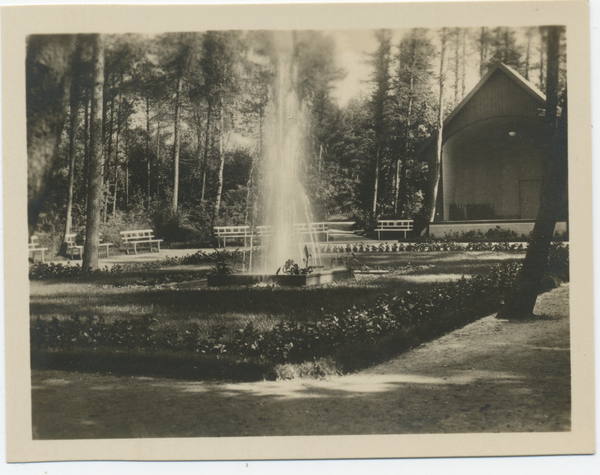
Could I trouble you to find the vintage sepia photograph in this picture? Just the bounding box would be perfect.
[2,1,594,465]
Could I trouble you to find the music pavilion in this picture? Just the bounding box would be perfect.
[415,62,568,237]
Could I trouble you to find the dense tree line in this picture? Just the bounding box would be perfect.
[28,27,563,267]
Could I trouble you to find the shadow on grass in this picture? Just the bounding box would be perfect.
[31,348,274,382]
[31,344,571,439]
[31,280,449,323]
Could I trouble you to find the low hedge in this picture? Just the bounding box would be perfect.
[227,262,521,364]
[28,249,250,281]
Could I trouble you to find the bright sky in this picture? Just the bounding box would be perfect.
[327,27,542,107]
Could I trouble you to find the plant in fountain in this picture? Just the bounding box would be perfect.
[210,247,244,276]
[277,246,323,275]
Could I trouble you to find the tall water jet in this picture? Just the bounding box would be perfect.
[259,34,322,273]
[209,32,351,286]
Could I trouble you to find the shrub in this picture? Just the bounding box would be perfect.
[29,262,100,280]
[151,205,204,244]
[547,241,569,281]
[232,261,522,364]
[29,248,256,281]
[441,227,530,243]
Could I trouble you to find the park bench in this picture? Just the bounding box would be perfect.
[254,225,273,245]
[120,229,162,255]
[214,226,251,248]
[98,236,113,257]
[65,233,113,259]
[375,219,414,240]
[28,236,48,263]
[251,223,330,243]
[293,222,330,242]
[65,233,84,260]
[255,225,273,237]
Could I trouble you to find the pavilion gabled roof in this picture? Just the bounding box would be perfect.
[414,62,546,160]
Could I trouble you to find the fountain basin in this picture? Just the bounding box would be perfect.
[207,269,354,287]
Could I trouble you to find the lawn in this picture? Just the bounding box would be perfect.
[30,251,525,337]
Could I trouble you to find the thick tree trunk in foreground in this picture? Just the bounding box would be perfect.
[26,35,77,237]
[82,35,105,271]
[428,29,446,223]
[496,26,567,319]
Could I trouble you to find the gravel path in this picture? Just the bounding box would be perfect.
[31,285,570,439]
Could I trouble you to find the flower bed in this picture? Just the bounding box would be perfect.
[31,262,522,368]
[320,241,526,254]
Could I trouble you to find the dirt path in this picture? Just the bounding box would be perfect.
[31,285,570,439]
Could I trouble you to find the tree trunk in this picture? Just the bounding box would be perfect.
[64,95,79,242]
[82,34,105,271]
[172,67,183,214]
[112,92,122,216]
[396,73,414,218]
[156,121,162,198]
[212,107,225,227]
[461,30,466,99]
[428,29,446,223]
[394,157,401,216]
[125,112,129,206]
[26,35,77,237]
[372,145,381,217]
[245,106,263,225]
[539,29,546,91]
[104,94,115,223]
[244,157,255,225]
[525,34,532,80]
[453,28,460,104]
[201,99,213,202]
[195,117,203,201]
[83,95,90,209]
[145,97,151,204]
[496,26,566,319]
[479,27,487,78]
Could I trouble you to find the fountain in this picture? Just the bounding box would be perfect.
[208,33,353,287]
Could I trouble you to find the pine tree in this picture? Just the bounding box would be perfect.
[368,30,393,220]
[82,34,105,270]
[393,29,436,218]
[428,28,448,223]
